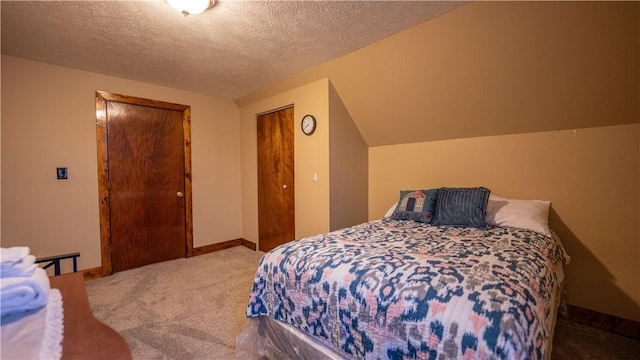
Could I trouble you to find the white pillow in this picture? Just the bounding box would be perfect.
[384,202,398,218]
[486,195,552,236]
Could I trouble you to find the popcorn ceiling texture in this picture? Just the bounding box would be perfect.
[1,0,464,100]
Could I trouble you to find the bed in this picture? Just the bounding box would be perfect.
[237,188,569,359]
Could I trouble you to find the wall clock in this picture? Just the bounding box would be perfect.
[301,114,317,136]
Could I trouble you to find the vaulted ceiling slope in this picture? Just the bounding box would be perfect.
[1,0,466,100]
[239,1,639,146]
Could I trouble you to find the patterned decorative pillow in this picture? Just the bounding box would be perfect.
[432,187,491,229]
[390,189,439,224]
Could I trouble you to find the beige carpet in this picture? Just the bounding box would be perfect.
[86,246,264,360]
[85,246,640,360]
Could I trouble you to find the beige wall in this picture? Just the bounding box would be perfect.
[329,83,368,231]
[1,55,243,271]
[239,79,368,246]
[240,79,331,246]
[369,124,640,322]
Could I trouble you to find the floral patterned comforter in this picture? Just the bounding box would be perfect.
[246,218,567,359]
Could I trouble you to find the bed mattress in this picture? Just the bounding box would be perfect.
[239,218,568,359]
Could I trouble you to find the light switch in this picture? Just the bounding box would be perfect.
[56,167,68,180]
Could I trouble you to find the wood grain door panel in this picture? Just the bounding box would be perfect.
[96,91,194,275]
[257,107,295,252]
[107,102,186,272]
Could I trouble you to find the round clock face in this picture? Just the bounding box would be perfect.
[301,115,316,135]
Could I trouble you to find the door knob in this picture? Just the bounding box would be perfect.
[177,192,184,198]
[282,184,288,189]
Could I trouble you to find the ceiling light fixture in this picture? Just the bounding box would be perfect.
[167,0,215,17]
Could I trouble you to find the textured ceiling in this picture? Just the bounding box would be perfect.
[1,0,466,100]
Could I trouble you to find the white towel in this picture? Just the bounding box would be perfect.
[1,267,51,318]
[1,247,30,265]
[1,255,37,278]
[1,289,63,360]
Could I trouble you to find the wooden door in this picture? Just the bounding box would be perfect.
[95,92,194,274]
[257,107,295,252]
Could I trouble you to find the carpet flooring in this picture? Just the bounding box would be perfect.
[552,317,640,360]
[85,246,640,359]
[86,246,264,359]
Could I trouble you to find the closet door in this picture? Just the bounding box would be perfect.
[257,107,295,252]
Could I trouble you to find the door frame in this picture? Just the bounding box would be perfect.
[95,91,194,276]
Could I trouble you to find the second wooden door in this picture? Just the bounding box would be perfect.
[257,107,295,252]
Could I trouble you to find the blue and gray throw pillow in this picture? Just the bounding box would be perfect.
[432,187,491,229]
[391,189,439,224]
